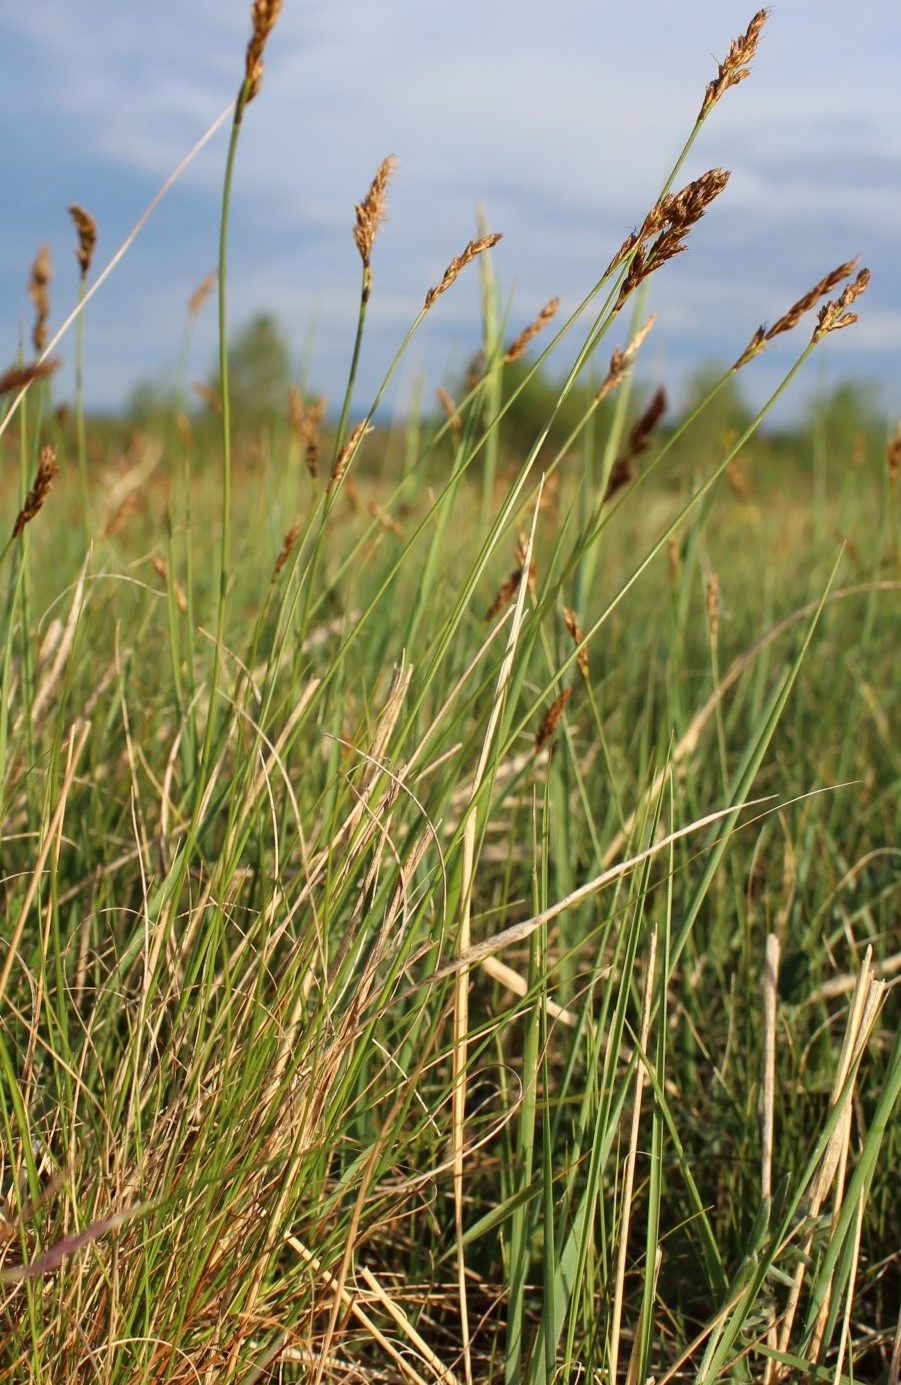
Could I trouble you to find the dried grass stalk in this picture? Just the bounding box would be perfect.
[436,385,461,441]
[700,9,769,120]
[244,0,284,101]
[69,205,98,278]
[504,297,560,363]
[424,233,503,311]
[0,359,61,398]
[13,445,58,538]
[28,245,52,353]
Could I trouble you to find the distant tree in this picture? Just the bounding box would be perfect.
[213,312,292,428]
[127,376,177,424]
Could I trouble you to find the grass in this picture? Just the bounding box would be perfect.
[1,7,899,1383]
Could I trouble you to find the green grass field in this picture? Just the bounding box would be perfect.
[1,7,899,1382]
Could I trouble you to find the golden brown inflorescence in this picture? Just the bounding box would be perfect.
[699,9,769,120]
[353,156,398,286]
[534,688,572,756]
[734,259,870,368]
[504,298,561,364]
[68,204,98,278]
[188,271,217,317]
[329,419,371,493]
[0,359,61,398]
[424,234,503,311]
[287,387,327,480]
[12,445,58,539]
[562,607,590,682]
[596,315,656,403]
[604,387,667,502]
[609,170,730,310]
[28,245,52,354]
[244,0,284,102]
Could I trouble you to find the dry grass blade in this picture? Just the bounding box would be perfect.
[288,386,326,478]
[700,9,769,119]
[424,233,503,310]
[12,445,58,538]
[68,204,98,277]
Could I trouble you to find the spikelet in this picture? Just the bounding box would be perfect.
[596,315,656,402]
[13,445,58,538]
[329,419,371,492]
[504,298,560,363]
[354,157,397,278]
[605,387,667,501]
[424,234,503,311]
[563,607,590,682]
[700,10,768,120]
[244,0,284,103]
[534,689,572,756]
[28,245,52,353]
[272,517,302,580]
[188,271,217,317]
[69,205,98,278]
[0,359,61,398]
[813,269,871,341]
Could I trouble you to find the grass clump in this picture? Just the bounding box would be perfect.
[1,7,898,1384]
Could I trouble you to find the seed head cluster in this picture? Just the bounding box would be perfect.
[424,234,503,311]
[700,9,769,120]
[69,204,98,278]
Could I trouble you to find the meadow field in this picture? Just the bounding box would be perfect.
[1,7,899,1382]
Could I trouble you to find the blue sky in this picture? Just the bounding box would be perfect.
[2,1,899,423]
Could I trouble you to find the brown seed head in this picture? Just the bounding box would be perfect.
[436,385,462,442]
[28,245,52,353]
[767,258,859,341]
[0,359,61,398]
[244,0,284,102]
[605,386,667,501]
[886,425,901,482]
[272,517,302,580]
[596,314,656,401]
[534,688,572,756]
[192,382,222,415]
[700,9,769,120]
[152,555,188,613]
[68,205,98,278]
[706,573,720,640]
[13,445,58,538]
[813,269,871,341]
[504,297,561,363]
[614,171,729,309]
[288,387,327,479]
[329,419,371,492]
[353,156,397,274]
[188,270,217,317]
[563,607,590,681]
[424,233,503,311]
